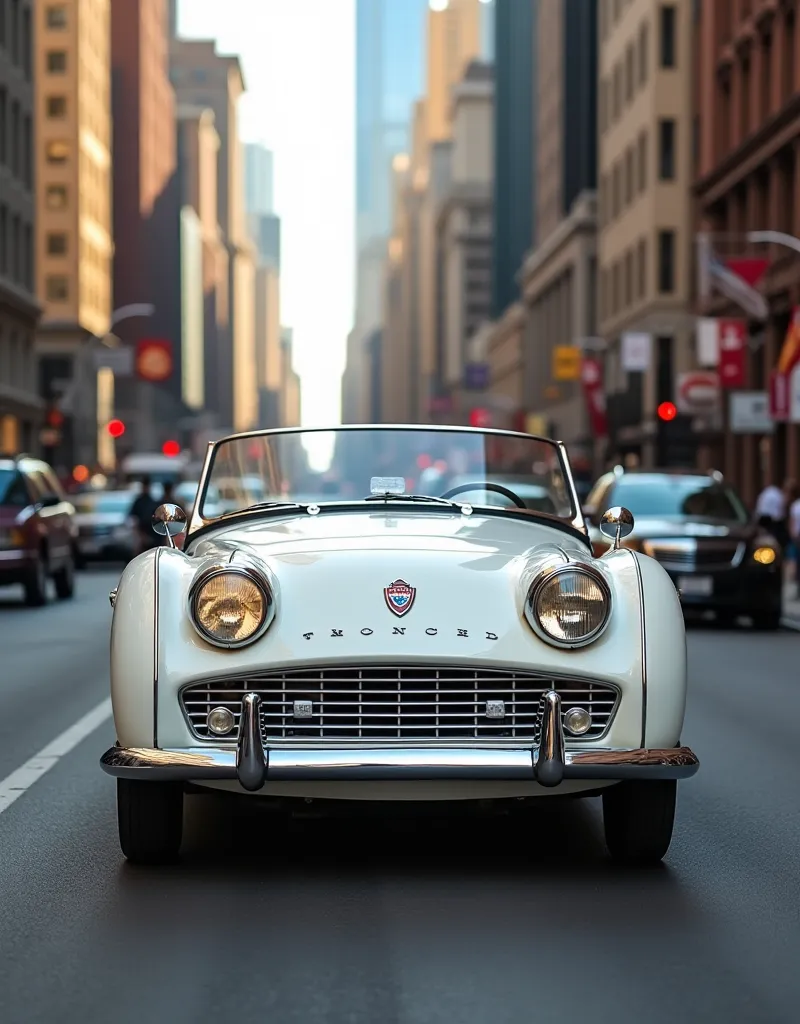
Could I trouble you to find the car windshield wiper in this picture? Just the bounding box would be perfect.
[221,500,313,516]
[364,492,465,509]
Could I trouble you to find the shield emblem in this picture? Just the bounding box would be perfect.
[384,579,416,616]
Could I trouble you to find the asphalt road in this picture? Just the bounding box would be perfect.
[1,567,799,1024]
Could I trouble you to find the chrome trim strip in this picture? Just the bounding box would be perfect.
[536,690,565,787]
[237,692,267,791]
[100,744,699,783]
[629,549,647,748]
[153,546,161,748]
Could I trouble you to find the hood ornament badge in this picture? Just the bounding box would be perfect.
[384,579,416,616]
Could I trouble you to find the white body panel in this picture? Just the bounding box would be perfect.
[108,508,689,801]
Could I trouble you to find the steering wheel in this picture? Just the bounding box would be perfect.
[439,481,527,509]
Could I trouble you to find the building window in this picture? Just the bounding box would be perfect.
[637,238,647,298]
[761,33,772,122]
[10,0,19,64]
[626,43,635,103]
[46,5,68,28]
[612,162,621,218]
[625,250,634,307]
[660,5,677,67]
[740,58,751,140]
[0,89,6,166]
[10,100,19,178]
[22,7,31,80]
[782,12,794,103]
[613,63,622,120]
[47,233,68,256]
[45,185,68,209]
[11,214,20,281]
[656,336,674,405]
[625,147,634,204]
[46,50,67,73]
[45,275,69,302]
[23,222,32,290]
[46,140,69,164]
[0,206,6,275]
[638,130,647,191]
[22,114,31,187]
[639,21,649,85]
[657,230,675,292]
[46,96,67,118]
[658,119,676,179]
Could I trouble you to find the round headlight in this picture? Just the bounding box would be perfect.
[191,569,271,647]
[528,566,610,647]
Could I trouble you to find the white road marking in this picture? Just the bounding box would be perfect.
[0,698,112,816]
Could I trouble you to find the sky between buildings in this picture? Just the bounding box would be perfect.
[176,0,356,428]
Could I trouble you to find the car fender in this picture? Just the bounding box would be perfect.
[630,549,687,748]
[109,547,161,747]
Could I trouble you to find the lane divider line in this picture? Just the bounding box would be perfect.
[0,698,112,816]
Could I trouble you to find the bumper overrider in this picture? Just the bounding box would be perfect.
[100,691,699,790]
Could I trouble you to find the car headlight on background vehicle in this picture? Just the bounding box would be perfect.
[189,565,274,648]
[526,564,611,648]
[752,545,777,565]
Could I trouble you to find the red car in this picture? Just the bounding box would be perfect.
[0,454,78,606]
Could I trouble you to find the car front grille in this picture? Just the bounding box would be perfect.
[180,666,620,745]
[646,539,744,571]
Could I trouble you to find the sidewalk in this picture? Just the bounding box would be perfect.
[782,581,800,630]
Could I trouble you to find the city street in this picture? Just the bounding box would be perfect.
[0,570,799,1023]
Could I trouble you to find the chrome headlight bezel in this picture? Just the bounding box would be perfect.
[524,562,612,650]
[188,560,275,649]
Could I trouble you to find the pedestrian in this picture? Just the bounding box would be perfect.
[128,477,161,556]
[755,479,788,548]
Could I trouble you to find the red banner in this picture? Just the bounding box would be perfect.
[136,339,173,382]
[718,319,746,388]
[724,258,770,288]
[769,370,790,421]
[581,358,608,437]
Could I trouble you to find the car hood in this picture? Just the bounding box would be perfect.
[622,517,755,541]
[188,508,592,568]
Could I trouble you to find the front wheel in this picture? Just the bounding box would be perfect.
[602,779,676,866]
[117,779,184,864]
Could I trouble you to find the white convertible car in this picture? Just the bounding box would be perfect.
[102,425,699,865]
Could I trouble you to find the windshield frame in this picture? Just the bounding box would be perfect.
[187,424,586,539]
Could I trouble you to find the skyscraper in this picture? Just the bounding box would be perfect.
[354,0,428,331]
[245,143,274,216]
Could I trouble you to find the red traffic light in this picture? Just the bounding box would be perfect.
[162,439,180,457]
[657,401,677,422]
[107,419,126,438]
[46,408,65,429]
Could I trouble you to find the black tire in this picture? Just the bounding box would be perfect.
[53,553,76,600]
[602,779,677,866]
[23,557,49,607]
[117,779,184,864]
[752,609,782,631]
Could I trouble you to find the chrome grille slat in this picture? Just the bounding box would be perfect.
[180,666,620,744]
[647,539,744,572]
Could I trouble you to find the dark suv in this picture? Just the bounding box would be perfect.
[0,454,78,606]
[584,467,783,630]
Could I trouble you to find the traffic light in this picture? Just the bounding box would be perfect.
[162,439,180,457]
[657,401,677,422]
[107,419,126,438]
[46,407,65,429]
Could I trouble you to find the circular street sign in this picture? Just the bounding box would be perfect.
[679,372,719,411]
[136,341,173,382]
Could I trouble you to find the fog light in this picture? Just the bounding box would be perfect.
[753,546,776,565]
[207,707,235,735]
[563,707,592,735]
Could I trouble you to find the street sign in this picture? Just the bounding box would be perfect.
[580,358,608,437]
[729,391,774,434]
[94,346,134,376]
[464,363,489,390]
[552,345,581,380]
[769,370,790,420]
[676,371,720,415]
[136,339,173,382]
[718,319,746,388]
[621,332,652,372]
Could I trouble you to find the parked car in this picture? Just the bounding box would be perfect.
[0,453,78,605]
[101,425,699,866]
[73,490,137,566]
[583,467,783,629]
[173,480,223,520]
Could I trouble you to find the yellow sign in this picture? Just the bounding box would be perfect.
[525,414,547,436]
[552,345,581,381]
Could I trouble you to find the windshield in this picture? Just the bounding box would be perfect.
[611,476,749,522]
[0,468,29,507]
[198,428,577,522]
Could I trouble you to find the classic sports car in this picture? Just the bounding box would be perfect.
[101,425,699,865]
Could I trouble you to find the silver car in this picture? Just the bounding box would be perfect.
[73,490,137,565]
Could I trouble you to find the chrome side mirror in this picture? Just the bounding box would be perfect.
[599,506,634,550]
[152,503,187,548]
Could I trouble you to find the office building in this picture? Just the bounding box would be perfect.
[0,0,41,456]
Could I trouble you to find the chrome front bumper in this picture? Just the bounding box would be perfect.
[100,691,700,791]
